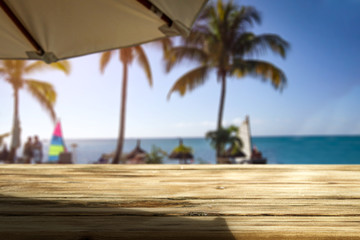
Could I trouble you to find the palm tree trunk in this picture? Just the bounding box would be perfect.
[8,88,20,163]
[216,72,227,163]
[112,62,128,164]
[217,73,226,130]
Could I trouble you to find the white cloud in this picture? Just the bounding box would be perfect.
[174,120,216,129]
[231,118,242,125]
[200,121,215,127]
[174,122,194,128]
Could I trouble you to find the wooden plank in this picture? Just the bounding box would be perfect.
[0,165,360,239]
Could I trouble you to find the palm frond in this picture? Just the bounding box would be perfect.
[160,38,173,52]
[208,6,222,39]
[240,34,289,58]
[1,60,11,72]
[167,65,210,99]
[15,61,26,76]
[100,51,113,73]
[120,48,134,64]
[151,37,174,61]
[182,28,210,47]
[134,46,152,87]
[217,0,225,21]
[24,60,70,75]
[232,59,287,90]
[166,47,209,72]
[25,79,57,121]
[237,6,261,29]
[0,60,6,73]
[231,32,255,56]
[228,6,259,41]
[50,61,71,75]
[4,61,24,81]
[1,60,17,75]
[197,3,214,21]
[24,61,54,74]
[1,60,25,88]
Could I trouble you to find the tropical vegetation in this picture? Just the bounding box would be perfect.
[165,0,289,158]
[206,125,242,159]
[100,47,152,164]
[0,60,70,162]
[145,145,167,164]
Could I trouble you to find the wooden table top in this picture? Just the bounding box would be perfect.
[0,165,359,240]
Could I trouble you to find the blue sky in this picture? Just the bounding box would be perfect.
[1,0,360,141]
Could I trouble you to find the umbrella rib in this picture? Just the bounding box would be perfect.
[137,0,173,27]
[0,0,44,56]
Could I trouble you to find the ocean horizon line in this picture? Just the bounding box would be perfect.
[41,134,360,142]
[37,134,360,164]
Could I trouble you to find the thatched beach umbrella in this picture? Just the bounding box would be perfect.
[169,139,194,164]
[0,0,208,63]
[125,139,147,164]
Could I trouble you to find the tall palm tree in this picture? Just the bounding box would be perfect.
[100,46,152,164]
[0,60,71,162]
[166,0,289,159]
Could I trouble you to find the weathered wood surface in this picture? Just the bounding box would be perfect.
[0,165,359,240]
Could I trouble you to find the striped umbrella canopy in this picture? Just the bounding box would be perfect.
[0,0,208,63]
[48,120,67,162]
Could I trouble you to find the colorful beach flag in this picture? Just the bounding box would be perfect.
[48,121,67,162]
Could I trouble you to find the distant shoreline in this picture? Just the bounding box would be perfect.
[41,134,360,142]
[14,136,360,164]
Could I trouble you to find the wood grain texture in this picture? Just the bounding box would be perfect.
[0,165,359,239]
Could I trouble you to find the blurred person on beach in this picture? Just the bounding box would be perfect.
[32,136,43,164]
[0,144,9,161]
[97,154,108,164]
[252,146,262,159]
[23,137,33,164]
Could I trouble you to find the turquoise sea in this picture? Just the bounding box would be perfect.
[42,136,360,164]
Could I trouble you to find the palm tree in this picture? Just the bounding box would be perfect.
[0,60,71,162]
[100,46,152,164]
[206,125,242,160]
[166,0,289,158]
